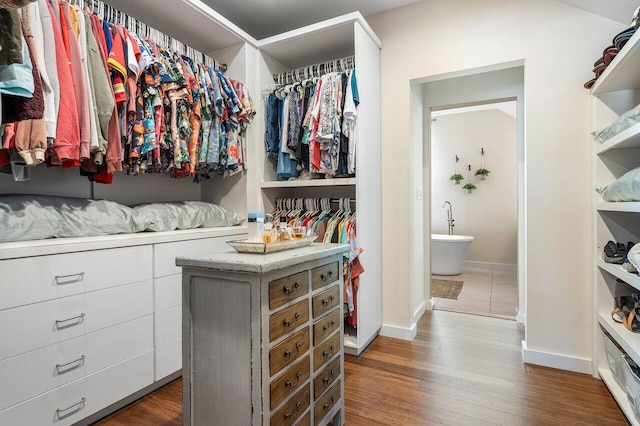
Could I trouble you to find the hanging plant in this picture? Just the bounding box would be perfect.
[475,168,491,180]
[463,183,477,193]
[450,173,464,185]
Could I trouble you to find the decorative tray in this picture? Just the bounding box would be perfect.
[227,236,317,254]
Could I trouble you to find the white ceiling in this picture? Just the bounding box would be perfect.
[556,0,638,26]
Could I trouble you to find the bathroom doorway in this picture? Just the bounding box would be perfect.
[430,100,519,319]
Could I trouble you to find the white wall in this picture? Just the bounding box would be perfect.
[431,109,518,265]
[368,0,624,372]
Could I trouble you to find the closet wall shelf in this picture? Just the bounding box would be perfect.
[597,259,640,291]
[592,30,640,95]
[599,368,640,426]
[598,313,640,367]
[597,202,640,213]
[261,179,356,189]
[596,123,640,155]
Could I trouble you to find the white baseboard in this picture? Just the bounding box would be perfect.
[464,261,517,272]
[521,341,592,374]
[380,322,417,341]
[413,300,427,322]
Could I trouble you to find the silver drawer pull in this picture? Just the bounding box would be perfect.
[323,395,337,410]
[283,282,300,296]
[285,371,303,388]
[56,355,86,373]
[284,401,302,419]
[322,320,335,331]
[55,313,85,329]
[322,370,336,384]
[56,397,86,419]
[322,295,335,306]
[322,345,335,358]
[283,312,300,328]
[54,272,85,285]
[284,342,301,358]
[321,270,334,281]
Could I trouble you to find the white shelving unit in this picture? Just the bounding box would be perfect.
[254,13,382,356]
[592,29,640,426]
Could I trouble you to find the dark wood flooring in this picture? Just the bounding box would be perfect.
[93,310,627,425]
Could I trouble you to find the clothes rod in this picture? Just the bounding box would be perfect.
[272,56,355,85]
[81,0,227,72]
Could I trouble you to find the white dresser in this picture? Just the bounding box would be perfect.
[178,243,347,426]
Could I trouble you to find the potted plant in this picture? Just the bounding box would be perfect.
[450,173,464,185]
[475,168,491,180]
[463,183,476,194]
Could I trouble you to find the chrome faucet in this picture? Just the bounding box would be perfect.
[443,201,454,235]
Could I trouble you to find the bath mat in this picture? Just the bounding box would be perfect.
[431,279,464,300]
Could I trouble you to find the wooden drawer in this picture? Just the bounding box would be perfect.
[154,274,181,311]
[295,411,310,426]
[314,381,341,425]
[270,355,310,410]
[0,350,154,426]
[312,285,340,318]
[313,333,340,372]
[311,262,339,291]
[0,245,152,311]
[0,315,152,411]
[312,308,341,346]
[269,271,309,310]
[271,383,310,426]
[270,300,310,342]
[270,328,310,376]
[0,280,152,361]
[314,357,340,401]
[155,305,182,347]
[155,338,181,381]
[154,236,242,278]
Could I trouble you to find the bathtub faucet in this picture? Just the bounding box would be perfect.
[443,201,454,235]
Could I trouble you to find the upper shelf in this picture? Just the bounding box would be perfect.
[596,122,640,154]
[597,202,640,213]
[592,30,640,96]
[261,178,356,189]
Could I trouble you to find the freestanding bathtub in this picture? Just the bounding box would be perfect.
[431,234,474,275]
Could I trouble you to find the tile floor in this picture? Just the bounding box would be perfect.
[432,265,519,319]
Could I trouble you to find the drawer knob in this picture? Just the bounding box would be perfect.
[55,355,86,373]
[285,371,303,388]
[56,397,86,419]
[54,272,85,285]
[283,282,300,296]
[284,401,302,419]
[323,320,335,331]
[323,345,335,358]
[283,312,301,328]
[284,341,301,358]
[55,313,85,329]
[321,270,334,281]
[322,296,335,306]
[323,370,336,384]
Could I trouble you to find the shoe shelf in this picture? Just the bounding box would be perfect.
[599,367,640,426]
[598,259,640,291]
[597,202,640,213]
[592,30,640,96]
[596,122,640,155]
[598,313,640,367]
[260,178,356,189]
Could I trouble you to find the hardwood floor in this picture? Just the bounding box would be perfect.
[93,310,627,425]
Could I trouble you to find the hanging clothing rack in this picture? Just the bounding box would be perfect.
[78,0,227,72]
[272,55,355,85]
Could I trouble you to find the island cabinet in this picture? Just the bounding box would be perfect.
[177,243,348,426]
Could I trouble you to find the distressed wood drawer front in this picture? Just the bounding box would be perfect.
[270,300,310,343]
[269,271,309,310]
[312,308,341,346]
[270,328,310,376]
[313,333,340,372]
[314,381,341,425]
[314,357,341,401]
[271,383,310,426]
[295,411,310,426]
[312,285,340,318]
[311,262,338,290]
[270,355,310,410]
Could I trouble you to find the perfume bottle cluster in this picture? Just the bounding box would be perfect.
[248,213,306,243]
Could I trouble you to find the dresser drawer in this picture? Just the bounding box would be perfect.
[270,328,310,376]
[312,285,340,318]
[269,271,309,310]
[155,305,182,347]
[0,350,154,426]
[0,280,152,361]
[270,300,309,343]
[295,411,310,426]
[154,274,181,311]
[313,333,340,372]
[314,381,341,425]
[314,356,340,401]
[270,355,310,410]
[0,245,152,311]
[271,383,310,426]
[154,236,242,278]
[311,262,339,291]
[155,338,182,381]
[0,315,152,411]
[312,308,341,346]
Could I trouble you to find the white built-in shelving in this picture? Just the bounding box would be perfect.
[592,25,640,425]
[261,178,357,189]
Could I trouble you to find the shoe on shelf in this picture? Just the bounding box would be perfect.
[623,259,638,273]
[604,240,624,264]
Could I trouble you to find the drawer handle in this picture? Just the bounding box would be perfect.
[283,312,301,328]
[284,342,301,358]
[56,397,86,419]
[285,370,303,388]
[283,282,300,296]
[54,272,85,285]
[323,345,335,358]
[321,270,334,282]
[322,320,336,331]
[55,313,85,329]
[323,395,337,411]
[56,355,86,373]
[322,295,335,306]
[323,370,336,384]
[284,401,302,420]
